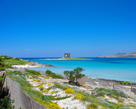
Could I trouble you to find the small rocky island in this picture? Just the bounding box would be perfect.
[36,53,92,60]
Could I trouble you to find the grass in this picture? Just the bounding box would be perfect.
[64,57,90,60]
[0,77,3,83]
[46,70,63,79]
[4,58,29,65]
[1,55,29,69]
[25,69,41,75]
[121,81,136,85]
[94,88,128,98]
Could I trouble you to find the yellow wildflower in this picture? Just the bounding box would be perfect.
[65,88,75,94]
[39,84,44,89]
[33,79,41,82]
[48,83,52,86]
[75,93,84,99]
[49,91,54,94]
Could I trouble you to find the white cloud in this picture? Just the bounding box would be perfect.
[25,49,31,51]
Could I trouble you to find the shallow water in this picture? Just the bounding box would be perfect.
[22,57,136,82]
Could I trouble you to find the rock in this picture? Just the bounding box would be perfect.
[28,62,53,67]
[91,91,97,96]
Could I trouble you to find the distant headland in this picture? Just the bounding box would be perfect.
[102,51,136,58]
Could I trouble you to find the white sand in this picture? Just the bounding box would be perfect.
[26,76,136,109]
[53,96,87,109]
[12,64,38,69]
[26,76,87,109]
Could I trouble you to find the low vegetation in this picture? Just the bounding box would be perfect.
[46,70,63,79]
[0,74,15,109]
[25,69,41,75]
[0,75,3,83]
[54,82,136,109]
[0,55,29,70]
[0,96,15,109]
[121,81,136,85]
[4,58,28,65]
[0,57,5,71]
[64,57,90,60]
[94,88,128,98]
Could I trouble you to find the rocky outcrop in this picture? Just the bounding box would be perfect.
[28,62,53,67]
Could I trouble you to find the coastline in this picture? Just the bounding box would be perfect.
[8,66,136,85]
[11,62,53,69]
[28,69,136,85]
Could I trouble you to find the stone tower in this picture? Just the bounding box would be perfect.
[64,53,70,58]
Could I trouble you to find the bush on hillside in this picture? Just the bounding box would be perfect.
[0,76,3,84]
[25,69,41,75]
[112,89,128,98]
[45,70,63,79]
[46,70,52,75]
[0,57,5,71]
[0,96,15,109]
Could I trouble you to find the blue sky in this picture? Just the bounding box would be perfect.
[0,0,136,57]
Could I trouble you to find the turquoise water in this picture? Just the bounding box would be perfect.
[26,58,136,82]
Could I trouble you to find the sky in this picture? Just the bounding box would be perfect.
[0,0,136,57]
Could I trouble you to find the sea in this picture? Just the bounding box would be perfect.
[21,57,136,82]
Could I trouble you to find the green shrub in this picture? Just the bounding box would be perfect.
[119,107,131,109]
[53,82,68,90]
[0,96,14,109]
[25,69,41,75]
[46,70,52,75]
[46,70,63,79]
[95,88,111,93]
[87,103,98,109]
[40,88,44,91]
[50,73,63,79]
[97,91,105,97]
[0,57,5,71]
[0,78,3,83]
[112,89,128,98]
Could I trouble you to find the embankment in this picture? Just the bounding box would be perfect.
[0,72,47,109]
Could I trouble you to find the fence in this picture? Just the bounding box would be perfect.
[1,72,47,109]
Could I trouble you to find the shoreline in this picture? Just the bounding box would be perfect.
[30,69,136,84]
[11,62,53,69]
[8,66,136,85]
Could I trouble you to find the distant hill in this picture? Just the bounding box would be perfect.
[102,51,136,58]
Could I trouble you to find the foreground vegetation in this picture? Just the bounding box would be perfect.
[4,69,136,109]
[0,74,15,109]
[0,55,29,70]
[46,70,64,79]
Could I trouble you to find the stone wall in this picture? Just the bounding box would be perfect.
[85,77,136,95]
[132,87,136,95]
[1,72,47,109]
